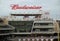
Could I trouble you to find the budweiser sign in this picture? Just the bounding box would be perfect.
[11,4,42,10]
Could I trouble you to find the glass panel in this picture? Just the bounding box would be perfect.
[9,21,33,32]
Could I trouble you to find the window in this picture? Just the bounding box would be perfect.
[33,29,40,32]
[0,25,9,28]
[33,28,54,32]
[0,18,3,23]
[9,21,33,32]
[34,23,53,26]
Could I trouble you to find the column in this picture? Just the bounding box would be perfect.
[32,39,34,41]
[23,39,26,41]
[41,39,44,41]
[28,38,30,41]
[19,39,21,41]
[36,38,39,41]
[46,39,48,41]
[50,39,53,41]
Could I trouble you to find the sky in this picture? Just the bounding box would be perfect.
[0,0,60,20]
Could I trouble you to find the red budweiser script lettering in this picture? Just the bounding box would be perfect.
[11,4,42,10]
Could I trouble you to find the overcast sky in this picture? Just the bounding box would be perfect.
[0,0,60,20]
